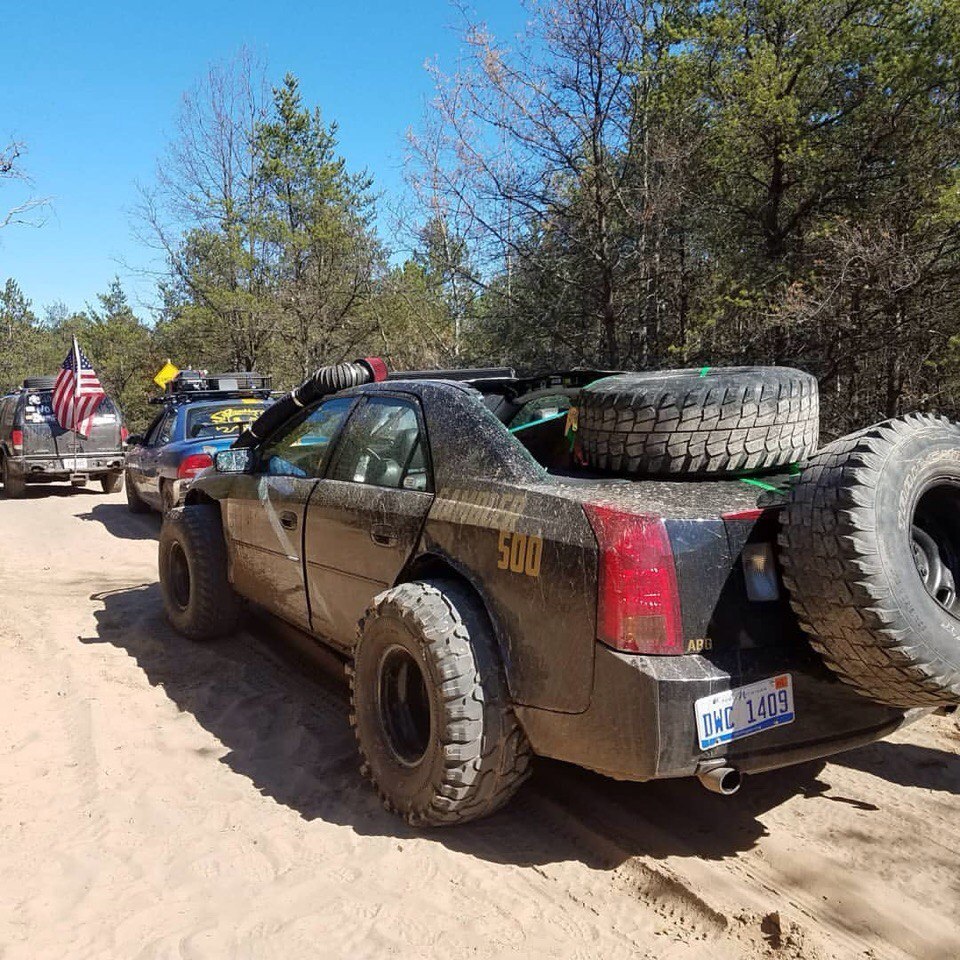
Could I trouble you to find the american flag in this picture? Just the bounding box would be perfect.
[52,337,106,438]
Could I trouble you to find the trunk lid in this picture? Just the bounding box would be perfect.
[545,471,803,654]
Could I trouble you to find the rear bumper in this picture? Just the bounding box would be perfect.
[516,643,924,781]
[14,454,124,479]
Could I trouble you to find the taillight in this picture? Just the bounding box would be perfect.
[11,429,23,453]
[584,503,684,654]
[121,426,129,444]
[177,453,213,480]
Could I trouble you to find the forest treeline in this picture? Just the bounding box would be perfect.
[3,0,960,434]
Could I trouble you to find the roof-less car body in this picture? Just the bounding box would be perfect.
[186,377,921,783]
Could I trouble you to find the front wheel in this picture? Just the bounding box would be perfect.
[351,579,532,826]
[159,505,240,640]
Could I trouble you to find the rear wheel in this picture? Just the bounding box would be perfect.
[100,470,124,494]
[160,480,177,517]
[351,579,532,826]
[1,457,26,499]
[159,505,240,640]
[125,470,150,514]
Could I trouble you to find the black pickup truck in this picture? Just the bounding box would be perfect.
[0,377,126,497]
[157,361,960,825]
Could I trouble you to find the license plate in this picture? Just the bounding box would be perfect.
[695,674,795,750]
[63,457,88,470]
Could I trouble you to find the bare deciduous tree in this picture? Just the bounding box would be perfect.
[408,0,682,366]
[1,140,51,230]
[134,48,277,371]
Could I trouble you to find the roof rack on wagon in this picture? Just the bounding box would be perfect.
[150,370,274,405]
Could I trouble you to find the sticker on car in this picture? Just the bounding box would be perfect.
[695,674,795,750]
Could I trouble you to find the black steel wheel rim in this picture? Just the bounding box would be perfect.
[377,645,432,767]
[912,480,960,620]
[168,541,191,611]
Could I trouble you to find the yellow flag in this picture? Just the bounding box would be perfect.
[153,361,180,389]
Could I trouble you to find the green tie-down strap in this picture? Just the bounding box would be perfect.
[740,464,801,495]
[739,477,782,492]
[508,410,570,434]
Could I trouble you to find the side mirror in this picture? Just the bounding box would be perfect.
[127,434,144,446]
[215,448,253,473]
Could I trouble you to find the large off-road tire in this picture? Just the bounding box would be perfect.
[1,456,26,499]
[125,470,150,514]
[578,366,819,476]
[159,505,240,641]
[779,414,960,707]
[100,470,124,494]
[351,579,532,826]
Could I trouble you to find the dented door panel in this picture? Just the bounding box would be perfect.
[229,473,315,631]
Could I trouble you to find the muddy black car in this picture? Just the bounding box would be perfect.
[158,360,960,825]
[0,377,126,498]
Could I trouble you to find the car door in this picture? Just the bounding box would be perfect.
[227,396,357,630]
[126,412,161,501]
[303,395,434,648]
[136,411,176,505]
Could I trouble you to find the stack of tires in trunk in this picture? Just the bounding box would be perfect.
[576,366,960,708]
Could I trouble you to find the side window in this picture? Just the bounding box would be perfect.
[157,411,176,445]
[330,398,429,491]
[261,397,355,478]
[0,399,11,433]
[144,412,166,446]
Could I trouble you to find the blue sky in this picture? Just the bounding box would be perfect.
[0,0,526,317]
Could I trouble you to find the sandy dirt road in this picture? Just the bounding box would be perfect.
[1,488,958,960]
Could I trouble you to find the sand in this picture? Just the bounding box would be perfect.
[0,486,958,959]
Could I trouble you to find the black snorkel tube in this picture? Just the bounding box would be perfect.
[233,357,388,449]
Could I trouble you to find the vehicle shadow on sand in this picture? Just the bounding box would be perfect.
[832,738,960,794]
[76,502,161,541]
[3,483,101,499]
[81,582,941,869]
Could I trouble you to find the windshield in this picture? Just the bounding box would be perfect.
[185,400,269,439]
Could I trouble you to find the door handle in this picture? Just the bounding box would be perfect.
[280,510,298,530]
[371,524,399,546]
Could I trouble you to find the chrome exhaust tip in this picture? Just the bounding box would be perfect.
[697,766,742,795]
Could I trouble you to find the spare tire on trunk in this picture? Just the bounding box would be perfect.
[577,366,818,477]
[779,413,960,707]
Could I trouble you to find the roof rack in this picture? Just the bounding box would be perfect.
[387,367,516,382]
[150,370,274,405]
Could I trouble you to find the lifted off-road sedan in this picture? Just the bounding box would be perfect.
[159,360,960,824]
